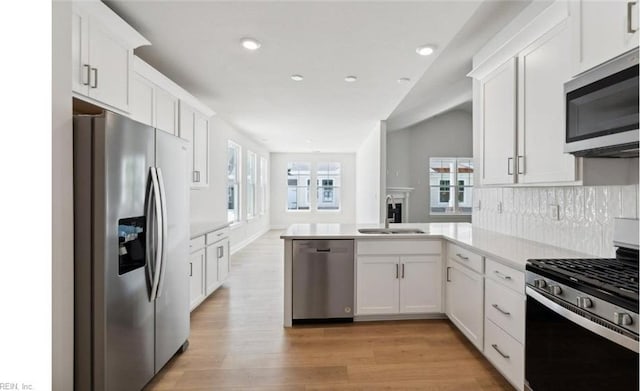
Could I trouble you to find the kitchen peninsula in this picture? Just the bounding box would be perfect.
[281,222,591,391]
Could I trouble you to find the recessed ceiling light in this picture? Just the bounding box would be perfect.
[416,45,436,56]
[344,75,358,82]
[241,37,261,51]
[398,77,411,84]
[291,74,304,81]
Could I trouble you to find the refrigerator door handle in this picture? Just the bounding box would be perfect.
[145,168,156,300]
[155,167,169,299]
[150,167,164,301]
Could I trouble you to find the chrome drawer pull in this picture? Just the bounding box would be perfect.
[491,344,510,359]
[492,303,511,316]
[494,270,512,280]
[456,253,469,261]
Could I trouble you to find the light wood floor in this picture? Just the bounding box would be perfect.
[145,230,514,390]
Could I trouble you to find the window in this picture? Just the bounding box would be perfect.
[259,156,267,215]
[287,162,311,210]
[429,158,473,215]
[247,151,257,219]
[316,162,341,210]
[227,141,241,223]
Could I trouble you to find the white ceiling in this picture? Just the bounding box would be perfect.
[105,0,488,152]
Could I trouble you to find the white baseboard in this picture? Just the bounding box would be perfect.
[230,226,270,255]
[354,313,447,322]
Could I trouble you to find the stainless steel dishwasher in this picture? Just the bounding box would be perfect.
[292,239,354,322]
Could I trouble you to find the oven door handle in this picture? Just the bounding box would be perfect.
[526,287,639,353]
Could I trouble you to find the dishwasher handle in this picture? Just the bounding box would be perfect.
[315,248,331,253]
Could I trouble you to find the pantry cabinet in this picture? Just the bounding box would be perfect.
[570,0,639,76]
[355,240,442,316]
[71,1,149,113]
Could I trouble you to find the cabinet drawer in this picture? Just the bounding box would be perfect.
[485,279,525,343]
[357,240,441,255]
[447,242,483,273]
[189,236,205,253]
[484,318,524,391]
[486,258,524,294]
[206,227,230,244]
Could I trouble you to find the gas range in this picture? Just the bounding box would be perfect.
[524,218,639,391]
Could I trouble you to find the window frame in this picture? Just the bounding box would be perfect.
[227,140,241,224]
[428,157,473,216]
[246,150,257,219]
[259,156,267,215]
[316,162,341,212]
[286,162,312,212]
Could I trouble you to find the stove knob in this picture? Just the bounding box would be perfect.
[550,285,562,296]
[576,297,592,309]
[613,312,633,326]
[534,279,547,289]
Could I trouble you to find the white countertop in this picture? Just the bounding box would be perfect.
[190,220,230,239]
[281,223,593,271]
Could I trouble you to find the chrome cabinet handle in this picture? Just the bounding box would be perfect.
[494,270,512,280]
[193,170,201,183]
[507,157,514,175]
[492,303,511,316]
[628,2,637,33]
[446,266,451,282]
[401,263,405,279]
[395,264,399,279]
[491,344,510,359]
[517,155,525,175]
[456,253,469,261]
[83,64,91,86]
[91,67,98,88]
[189,262,193,277]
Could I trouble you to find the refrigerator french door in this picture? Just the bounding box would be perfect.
[74,111,190,391]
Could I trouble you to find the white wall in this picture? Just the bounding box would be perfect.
[270,153,356,228]
[356,122,387,224]
[52,2,74,390]
[387,109,473,223]
[190,116,270,253]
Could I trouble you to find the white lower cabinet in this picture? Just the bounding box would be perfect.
[355,240,442,316]
[189,248,205,311]
[485,318,524,390]
[445,257,484,351]
[189,226,230,311]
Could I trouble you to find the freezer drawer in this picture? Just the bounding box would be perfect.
[292,240,355,320]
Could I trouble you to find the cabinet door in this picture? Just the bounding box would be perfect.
[356,256,399,315]
[205,245,219,296]
[446,259,484,350]
[517,20,576,184]
[571,0,639,76]
[178,101,195,184]
[189,249,205,311]
[129,73,154,126]
[481,58,517,185]
[155,86,178,135]
[399,255,442,314]
[217,239,230,282]
[71,5,90,95]
[193,113,210,188]
[87,17,131,112]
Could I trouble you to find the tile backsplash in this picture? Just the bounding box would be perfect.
[472,185,639,258]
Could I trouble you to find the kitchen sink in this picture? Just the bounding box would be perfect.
[357,228,425,235]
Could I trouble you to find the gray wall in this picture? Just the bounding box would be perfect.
[386,109,473,223]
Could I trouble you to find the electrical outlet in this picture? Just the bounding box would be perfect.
[497,201,503,214]
[549,204,560,220]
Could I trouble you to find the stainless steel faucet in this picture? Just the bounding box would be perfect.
[385,194,395,229]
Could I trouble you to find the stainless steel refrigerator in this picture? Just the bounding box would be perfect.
[73,111,190,391]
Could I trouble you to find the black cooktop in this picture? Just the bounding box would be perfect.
[527,248,639,308]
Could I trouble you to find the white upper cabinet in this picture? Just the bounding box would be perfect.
[571,0,639,76]
[71,1,149,113]
[480,58,517,185]
[154,86,179,135]
[130,72,155,126]
[471,1,580,187]
[131,57,180,134]
[517,20,577,184]
[179,102,210,189]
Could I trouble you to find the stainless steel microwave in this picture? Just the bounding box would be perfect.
[564,48,639,157]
